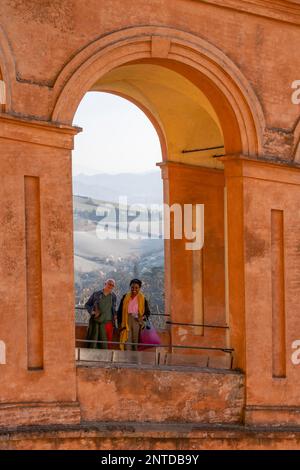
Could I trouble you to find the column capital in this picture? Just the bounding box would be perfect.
[0,112,81,150]
[219,153,300,185]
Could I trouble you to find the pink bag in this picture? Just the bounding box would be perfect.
[139,320,161,350]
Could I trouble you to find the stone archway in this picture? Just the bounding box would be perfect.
[52,26,264,156]
[86,64,227,356]
[50,26,264,365]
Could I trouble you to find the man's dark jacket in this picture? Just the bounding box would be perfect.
[85,290,117,349]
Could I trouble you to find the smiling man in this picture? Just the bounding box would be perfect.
[85,278,117,349]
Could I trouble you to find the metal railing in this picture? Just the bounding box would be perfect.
[75,339,234,370]
[75,306,234,369]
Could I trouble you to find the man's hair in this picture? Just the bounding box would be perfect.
[105,278,115,286]
[130,278,142,287]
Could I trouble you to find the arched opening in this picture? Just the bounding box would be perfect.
[53,28,262,369]
[295,142,300,161]
[72,61,232,367]
[73,91,166,354]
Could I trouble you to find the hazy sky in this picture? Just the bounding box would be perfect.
[72,92,162,175]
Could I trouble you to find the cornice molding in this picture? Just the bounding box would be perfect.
[194,0,300,26]
[0,112,80,149]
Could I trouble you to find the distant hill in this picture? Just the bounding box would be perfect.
[73,170,163,204]
[73,173,165,318]
[73,194,164,272]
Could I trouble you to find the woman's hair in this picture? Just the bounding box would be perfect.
[130,278,142,287]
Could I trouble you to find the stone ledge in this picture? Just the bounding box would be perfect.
[245,405,300,426]
[2,421,300,449]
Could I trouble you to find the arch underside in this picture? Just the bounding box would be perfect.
[90,61,227,169]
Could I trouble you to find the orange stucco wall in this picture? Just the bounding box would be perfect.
[1,0,300,449]
[77,365,244,424]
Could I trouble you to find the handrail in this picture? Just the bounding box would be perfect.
[166,321,229,329]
